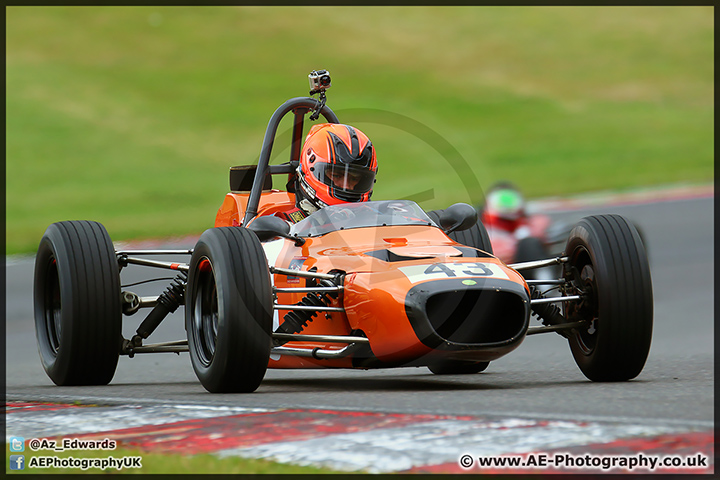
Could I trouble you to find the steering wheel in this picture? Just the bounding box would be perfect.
[327,207,357,223]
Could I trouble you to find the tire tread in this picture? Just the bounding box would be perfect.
[34,220,121,386]
[566,214,652,381]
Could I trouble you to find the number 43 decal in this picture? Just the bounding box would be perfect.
[399,262,509,283]
[424,262,495,277]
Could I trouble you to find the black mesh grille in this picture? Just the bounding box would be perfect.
[426,290,526,344]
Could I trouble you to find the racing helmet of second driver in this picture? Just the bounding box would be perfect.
[296,123,377,213]
[484,182,526,221]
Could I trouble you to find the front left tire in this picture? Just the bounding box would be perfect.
[186,227,273,393]
[563,215,653,381]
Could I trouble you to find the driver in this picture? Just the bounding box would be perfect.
[277,123,378,223]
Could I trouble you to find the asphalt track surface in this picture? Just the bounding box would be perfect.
[5,196,714,432]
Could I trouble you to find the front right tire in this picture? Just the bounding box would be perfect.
[34,221,122,386]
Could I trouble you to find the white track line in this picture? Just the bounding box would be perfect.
[7,393,711,430]
[5,403,273,441]
[220,418,690,473]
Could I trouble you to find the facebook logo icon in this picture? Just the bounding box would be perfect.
[9,455,25,470]
[9,436,25,452]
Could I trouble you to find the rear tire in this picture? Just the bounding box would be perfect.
[515,236,558,283]
[563,215,653,381]
[515,236,547,263]
[427,209,493,254]
[186,227,273,393]
[428,361,489,375]
[34,221,122,386]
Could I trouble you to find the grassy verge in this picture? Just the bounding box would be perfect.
[6,6,713,254]
[6,443,343,475]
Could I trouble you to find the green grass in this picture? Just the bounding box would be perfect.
[6,6,713,254]
[5,443,344,474]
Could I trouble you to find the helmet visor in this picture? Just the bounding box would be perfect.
[314,163,376,194]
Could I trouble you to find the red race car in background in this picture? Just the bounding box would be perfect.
[480,181,647,285]
[480,182,567,283]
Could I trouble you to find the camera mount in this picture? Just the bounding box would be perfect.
[308,69,331,121]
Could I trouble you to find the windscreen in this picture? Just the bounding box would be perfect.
[291,200,437,237]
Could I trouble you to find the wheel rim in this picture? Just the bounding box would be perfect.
[568,247,599,355]
[193,257,219,367]
[43,258,62,356]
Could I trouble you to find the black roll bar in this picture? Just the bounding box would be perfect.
[243,97,339,226]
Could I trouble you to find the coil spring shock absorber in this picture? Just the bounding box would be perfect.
[529,286,572,338]
[131,272,187,346]
[273,280,337,346]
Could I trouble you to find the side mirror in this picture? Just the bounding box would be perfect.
[437,203,477,233]
[247,215,305,245]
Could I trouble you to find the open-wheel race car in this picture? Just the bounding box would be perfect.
[34,71,653,393]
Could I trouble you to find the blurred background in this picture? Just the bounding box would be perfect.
[6,6,713,255]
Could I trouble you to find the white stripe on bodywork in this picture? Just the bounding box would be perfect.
[398,262,509,284]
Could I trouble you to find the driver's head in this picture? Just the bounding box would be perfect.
[296,123,377,213]
[484,182,526,221]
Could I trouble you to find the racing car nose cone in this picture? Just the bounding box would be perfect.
[405,277,530,351]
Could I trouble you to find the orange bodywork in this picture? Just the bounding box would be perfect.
[215,190,296,227]
[216,192,530,370]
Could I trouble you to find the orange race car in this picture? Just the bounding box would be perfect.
[34,71,653,393]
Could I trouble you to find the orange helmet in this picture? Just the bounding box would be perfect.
[296,123,377,212]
